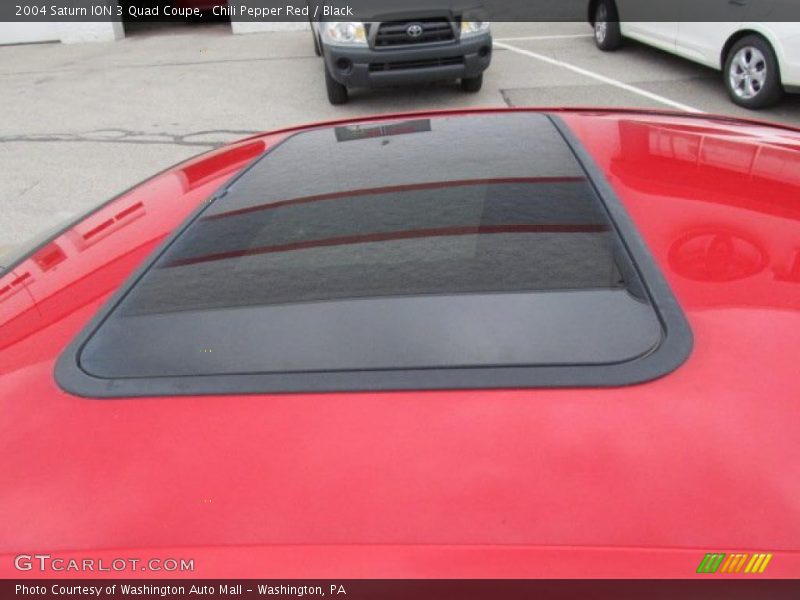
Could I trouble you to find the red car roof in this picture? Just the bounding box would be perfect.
[1,109,799,578]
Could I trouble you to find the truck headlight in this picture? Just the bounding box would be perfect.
[460,21,490,37]
[320,22,368,46]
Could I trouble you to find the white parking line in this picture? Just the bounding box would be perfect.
[495,34,594,42]
[494,41,704,114]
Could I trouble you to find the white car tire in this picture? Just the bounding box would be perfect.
[724,35,783,109]
[593,0,622,51]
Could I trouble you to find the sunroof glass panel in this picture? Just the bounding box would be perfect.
[58,113,691,396]
[122,179,623,315]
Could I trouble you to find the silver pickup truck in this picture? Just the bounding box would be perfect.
[310,16,492,104]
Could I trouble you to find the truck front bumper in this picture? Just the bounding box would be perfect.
[323,34,492,88]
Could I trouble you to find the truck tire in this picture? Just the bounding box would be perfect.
[461,74,483,93]
[325,65,348,105]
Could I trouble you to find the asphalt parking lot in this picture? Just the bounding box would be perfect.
[2,20,799,253]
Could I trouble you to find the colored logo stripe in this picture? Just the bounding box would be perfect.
[697,553,725,573]
[697,553,772,574]
[720,553,749,573]
[745,553,773,573]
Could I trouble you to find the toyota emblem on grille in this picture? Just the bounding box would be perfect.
[406,24,424,38]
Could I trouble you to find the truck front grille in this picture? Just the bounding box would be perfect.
[374,19,455,47]
[369,56,464,72]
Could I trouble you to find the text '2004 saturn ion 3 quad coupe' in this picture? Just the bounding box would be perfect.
[1,109,799,578]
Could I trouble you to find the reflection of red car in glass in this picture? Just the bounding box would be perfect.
[1,109,799,579]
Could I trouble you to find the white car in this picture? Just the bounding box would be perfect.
[589,2,800,109]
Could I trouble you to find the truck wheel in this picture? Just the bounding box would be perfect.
[325,65,348,105]
[724,35,783,109]
[461,74,483,93]
[593,0,622,51]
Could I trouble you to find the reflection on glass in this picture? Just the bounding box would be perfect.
[125,178,622,315]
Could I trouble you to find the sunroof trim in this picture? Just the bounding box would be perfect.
[56,113,692,398]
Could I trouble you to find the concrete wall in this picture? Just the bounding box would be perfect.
[230,21,309,35]
[0,1,124,45]
[57,21,125,44]
[0,0,310,44]
[0,22,60,44]
[0,21,124,45]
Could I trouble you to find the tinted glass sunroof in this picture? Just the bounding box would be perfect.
[58,113,692,396]
[126,179,619,313]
